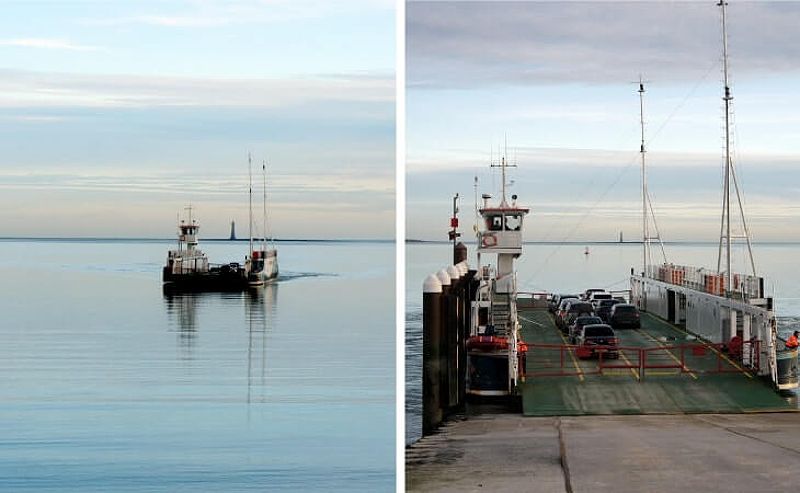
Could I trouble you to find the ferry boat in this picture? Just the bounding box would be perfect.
[162,155,278,290]
[418,0,797,432]
[162,207,251,290]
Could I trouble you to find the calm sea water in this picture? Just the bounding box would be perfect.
[0,239,395,492]
[405,241,800,444]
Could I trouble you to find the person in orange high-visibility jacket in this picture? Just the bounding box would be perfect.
[786,331,799,349]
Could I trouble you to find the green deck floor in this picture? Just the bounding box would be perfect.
[518,309,793,416]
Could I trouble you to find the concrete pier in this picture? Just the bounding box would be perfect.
[407,412,800,493]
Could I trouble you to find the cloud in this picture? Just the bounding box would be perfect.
[0,69,394,109]
[0,170,393,197]
[0,38,102,52]
[407,145,800,175]
[408,1,800,89]
[83,0,394,28]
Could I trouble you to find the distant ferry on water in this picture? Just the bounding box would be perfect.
[162,155,278,290]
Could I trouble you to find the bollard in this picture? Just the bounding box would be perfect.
[436,270,452,425]
[422,274,444,435]
[454,241,467,264]
[446,265,462,409]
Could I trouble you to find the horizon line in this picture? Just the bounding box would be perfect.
[407,239,800,245]
[0,236,395,243]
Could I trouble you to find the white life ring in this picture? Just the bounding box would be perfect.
[481,233,498,248]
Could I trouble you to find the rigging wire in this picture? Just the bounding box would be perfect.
[520,61,719,289]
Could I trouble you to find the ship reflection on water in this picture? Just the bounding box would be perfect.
[162,283,279,402]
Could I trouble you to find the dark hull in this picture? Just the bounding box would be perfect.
[467,352,509,396]
[162,267,251,292]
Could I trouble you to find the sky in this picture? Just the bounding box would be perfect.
[0,0,395,239]
[407,1,800,254]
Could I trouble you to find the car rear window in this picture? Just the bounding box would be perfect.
[577,317,602,325]
[592,293,612,300]
[615,305,637,313]
[569,303,593,312]
[559,298,578,309]
[585,325,614,337]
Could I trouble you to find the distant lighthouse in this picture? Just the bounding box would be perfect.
[229,221,236,241]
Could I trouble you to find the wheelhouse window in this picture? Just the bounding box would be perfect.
[505,214,522,231]
[485,213,523,231]
[486,214,504,231]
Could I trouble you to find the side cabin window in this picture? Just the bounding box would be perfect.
[505,214,522,231]
[486,214,504,231]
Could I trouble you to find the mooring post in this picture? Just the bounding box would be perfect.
[456,261,472,408]
[423,274,444,436]
[436,270,452,423]
[445,265,461,409]
[454,241,467,265]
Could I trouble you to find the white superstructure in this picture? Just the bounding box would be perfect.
[165,207,209,276]
[470,154,529,394]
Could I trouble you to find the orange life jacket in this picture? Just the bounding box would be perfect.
[786,335,799,349]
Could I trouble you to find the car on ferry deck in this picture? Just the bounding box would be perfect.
[574,323,619,359]
[581,288,607,300]
[609,303,641,330]
[588,291,613,307]
[596,299,621,322]
[568,315,604,344]
[555,296,579,329]
[561,300,595,333]
[549,294,578,314]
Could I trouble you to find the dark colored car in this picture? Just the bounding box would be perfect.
[562,301,595,331]
[555,297,579,329]
[574,324,619,359]
[549,294,578,314]
[596,299,621,322]
[609,304,641,329]
[568,315,604,343]
[548,294,559,313]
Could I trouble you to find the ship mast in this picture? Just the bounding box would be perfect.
[639,79,649,276]
[716,0,757,295]
[637,78,667,274]
[248,153,253,256]
[490,136,516,207]
[262,159,267,252]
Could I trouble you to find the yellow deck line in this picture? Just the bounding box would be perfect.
[556,330,585,382]
[646,315,752,379]
[618,350,640,380]
[637,328,698,380]
[520,314,584,382]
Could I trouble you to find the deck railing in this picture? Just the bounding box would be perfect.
[644,263,763,300]
[522,340,760,381]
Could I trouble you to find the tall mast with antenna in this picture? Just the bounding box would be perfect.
[639,78,649,276]
[502,135,508,205]
[248,153,253,257]
[491,135,516,207]
[262,159,267,252]
[716,0,756,295]
[636,78,668,274]
[473,176,479,229]
[717,0,732,295]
